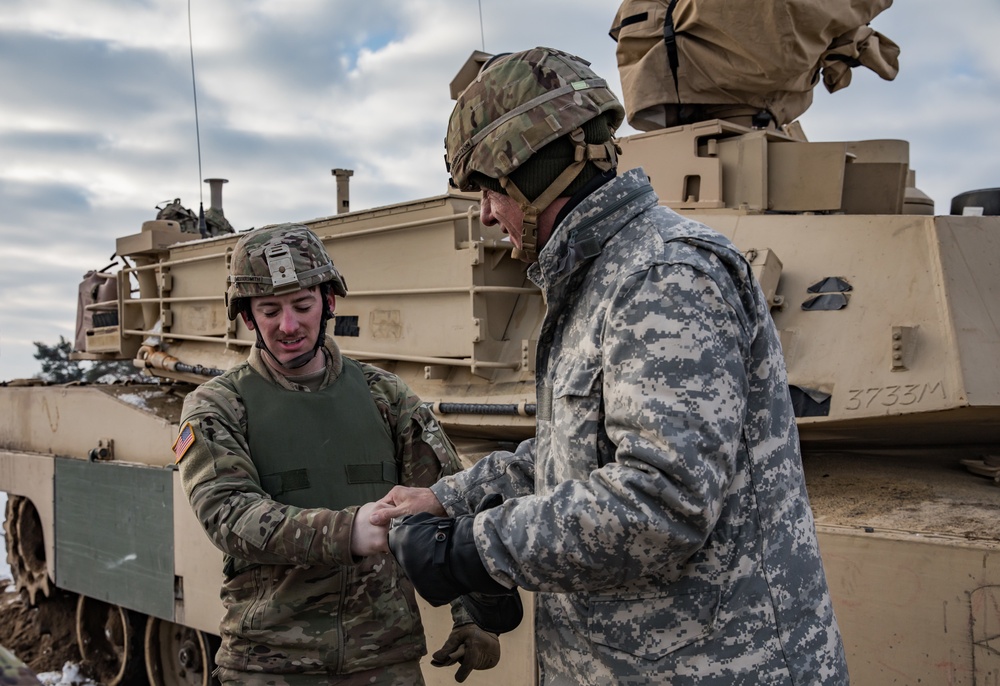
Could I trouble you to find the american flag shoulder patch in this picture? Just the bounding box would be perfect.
[172,422,196,463]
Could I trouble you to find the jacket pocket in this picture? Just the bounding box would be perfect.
[588,589,720,660]
[548,361,616,469]
[547,359,601,430]
[551,361,601,400]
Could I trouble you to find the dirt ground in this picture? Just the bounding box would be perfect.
[0,579,91,678]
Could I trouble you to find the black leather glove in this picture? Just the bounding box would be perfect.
[458,588,523,635]
[389,512,506,604]
[388,496,523,633]
[431,623,500,683]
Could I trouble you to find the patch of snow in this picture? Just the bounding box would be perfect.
[116,392,151,409]
[36,663,97,686]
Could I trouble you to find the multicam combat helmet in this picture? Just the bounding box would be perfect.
[226,223,347,321]
[445,47,625,260]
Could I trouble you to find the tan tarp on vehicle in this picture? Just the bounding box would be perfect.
[610,0,900,131]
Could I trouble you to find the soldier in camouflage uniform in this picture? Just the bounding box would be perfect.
[174,224,500,685]
[0,646,41,686]
[369,47,849,684]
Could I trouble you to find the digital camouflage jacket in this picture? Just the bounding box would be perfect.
[177,338,462,679]
[431,169,849,685]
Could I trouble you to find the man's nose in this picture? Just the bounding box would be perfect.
[278,307,298,332]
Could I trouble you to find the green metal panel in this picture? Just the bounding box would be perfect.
[55,457,174,620]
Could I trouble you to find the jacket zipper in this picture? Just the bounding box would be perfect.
[537,182,656,395]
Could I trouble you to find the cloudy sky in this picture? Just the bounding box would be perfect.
[1,0,998,381]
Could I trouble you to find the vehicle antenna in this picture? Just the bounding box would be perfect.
[478,0,485,51]
[187,0,208,237]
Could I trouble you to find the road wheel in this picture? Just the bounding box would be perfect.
[76,595,146,685]
[145,617,220,686]
[2,495,51,605]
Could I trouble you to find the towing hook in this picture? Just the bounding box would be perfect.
[88,438,115,461]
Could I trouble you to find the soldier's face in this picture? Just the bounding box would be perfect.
[244,287,333,373]
[480,190,525,250]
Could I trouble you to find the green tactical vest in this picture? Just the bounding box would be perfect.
[233,357,398,511]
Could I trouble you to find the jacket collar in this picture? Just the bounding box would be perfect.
[529,168,657,291]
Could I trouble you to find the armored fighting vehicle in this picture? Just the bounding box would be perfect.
[4,3,1000,684]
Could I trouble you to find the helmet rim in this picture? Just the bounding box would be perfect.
[225,224,347,321]
[445,47,625,193]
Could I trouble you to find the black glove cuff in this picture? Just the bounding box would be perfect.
[389,494,524,633]
[450,516,509,593]
[460,590,523,634]
[388,512,508,605]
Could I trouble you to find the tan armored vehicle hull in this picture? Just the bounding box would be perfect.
[3,115,1000,684]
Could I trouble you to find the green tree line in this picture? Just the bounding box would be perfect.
[32,336,144,383]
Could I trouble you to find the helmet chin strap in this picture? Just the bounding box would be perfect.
[498,127,615,262]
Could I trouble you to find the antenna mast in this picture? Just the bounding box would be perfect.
[478,0,485,51]
[187,0,207,237]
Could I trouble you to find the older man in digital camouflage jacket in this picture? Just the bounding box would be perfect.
[371,47,848,684]
[175,224,500,685]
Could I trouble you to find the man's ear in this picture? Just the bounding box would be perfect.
[326,292,337,315]
[240,310,255,331]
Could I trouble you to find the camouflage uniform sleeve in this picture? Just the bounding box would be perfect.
[477,260,751,591]
[430,438,538,517]
[0,645,42,686]
[360,362,462,486]
[176,378,357,567]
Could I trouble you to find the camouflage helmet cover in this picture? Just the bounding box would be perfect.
[226,223,347,320]
[445,47,626,193]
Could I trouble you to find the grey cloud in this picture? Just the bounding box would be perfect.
[0,130,110,157]
[0,177,93,225]
[0,30,189,122]
[197,4,408,91]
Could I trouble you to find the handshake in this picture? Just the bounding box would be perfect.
[351,487,523,636]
